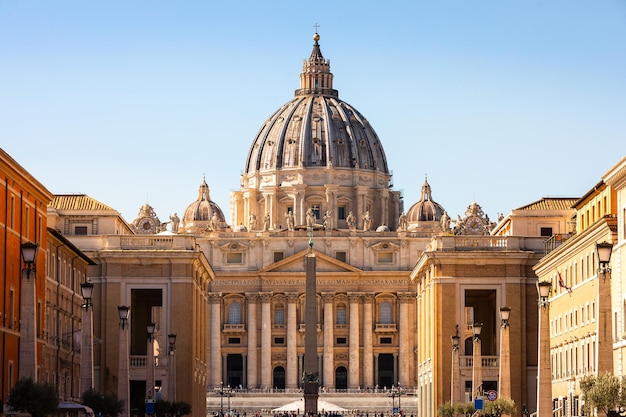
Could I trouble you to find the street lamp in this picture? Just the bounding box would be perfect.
[472,323,483,400]
[168,334,176,402]
[499,307,512,402]
[80,281,95,394]
[536,281,552,417]
[219,381,225,417]
[389,385,400,416]
[20,242,39,278]
[451,325,461,404]
[596,241,613,277]
[118,306,130,417]
[146,322,156,415]
[19,241,39,380]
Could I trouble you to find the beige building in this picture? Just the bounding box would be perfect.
[48,195,214,417]
[534,175,619,416]
[411,198,577,417]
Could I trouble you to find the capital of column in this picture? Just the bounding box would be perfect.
[397,292,416,303]
[246,293,260,303]
[321,292,336,303]
[260,292,273,303]
[348,292,362,303]
[286,293,300,303]
[208,293,222,303]
[362,293,375,303]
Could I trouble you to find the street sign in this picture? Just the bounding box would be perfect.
[486,390,498,401]
[474,397,484,411]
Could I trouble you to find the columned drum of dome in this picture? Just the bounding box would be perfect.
[232,33,402,231]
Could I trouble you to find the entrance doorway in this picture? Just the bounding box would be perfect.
[378,354,395,388]
[335,366,348,390]
[273,366,286,389]
[226,354,243,388]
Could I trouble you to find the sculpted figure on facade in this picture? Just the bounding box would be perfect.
[170,213,180,233]
[398,211,407,231]
[440,211,450,232]
[323,210,333,230]
[306,207,316,228]
[249,213,257,231]
[362,210,373,231]
[285,211,295,231]
[210,212,219,231]
[346,211,356,231]
[263,213,270,231]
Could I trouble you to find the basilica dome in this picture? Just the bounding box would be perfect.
[232,33,402,231]
[181,178,226,233]
[405,178,446,231]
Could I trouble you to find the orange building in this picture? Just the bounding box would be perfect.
[0,148,53,407]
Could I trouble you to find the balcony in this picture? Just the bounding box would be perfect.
[223,324,246,333]
[375,323,397,333]
[298,324,322,333]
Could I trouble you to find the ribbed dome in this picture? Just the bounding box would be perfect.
[182,178,226,232]
[244,35,389,175]
[231,33,402,231]
[406,178,446,229]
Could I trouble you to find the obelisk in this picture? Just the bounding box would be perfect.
[303,231,318,416]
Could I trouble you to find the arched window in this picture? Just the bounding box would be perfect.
[379,302,392,324]
[228,302,241,324]
[336,304,347,325]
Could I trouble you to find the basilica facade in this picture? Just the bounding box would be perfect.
[39,32,573,417]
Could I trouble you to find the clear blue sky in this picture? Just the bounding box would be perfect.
[2,1,625,225]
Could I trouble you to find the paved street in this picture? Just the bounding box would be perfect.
[206,392,419,416]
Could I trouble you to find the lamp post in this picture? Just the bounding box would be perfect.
[390,385,399,416]
[19,241,39,380]
[168,333,176,402]
[80,281,95,394]
[472,322,483,401]
[537,281,552,417]
[219,381,224,417]
[596,241,613,278]
[118,306,130,417]
[451,325,461,404]
[146,321,156,415]
[499,307,511,403]
[227,385,232,416]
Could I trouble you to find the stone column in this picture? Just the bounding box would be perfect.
[209,293,222,386]
[362,294,374,389]
[260,292,273,389]
[398,293,412,386]
[287,293,299,389]
[537,295,552,417]
[322,293,335,388]
[348,293,361,389]
[246,293,259,389]
[118,315,130,417]
[80,304,94,394]
[19,269,37,380]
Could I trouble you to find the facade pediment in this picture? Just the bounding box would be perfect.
[368,240,400,252]
[219,241,250,252]
[260,248,362,274]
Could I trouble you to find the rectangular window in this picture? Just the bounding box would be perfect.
[338,206,346,220]
[380,337,392,344]
[311,204,321,220]
[336,308,347,325]
[377,252,393,263]
[9,289,15,329]
[273,252,284,262]
[75,226,88,235]
[9,196,15,229]
[540,227,553,237]
[228,338,240,344]
[335,251,347,263]
[226,253,243,264]
[274,337,285,345]
[275,309,285,325]
[336,337,347,345]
